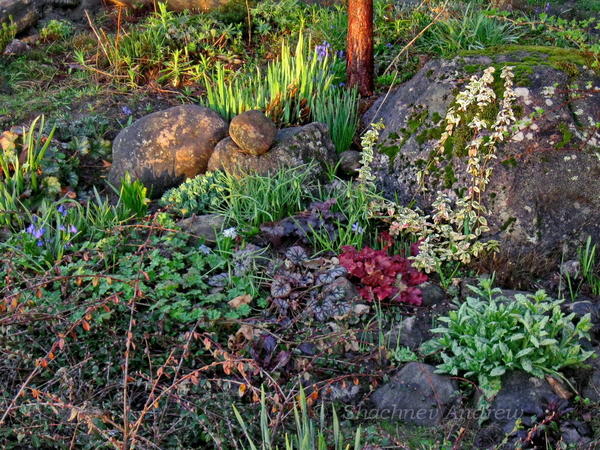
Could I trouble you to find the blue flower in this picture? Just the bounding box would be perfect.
[58,225,66,232]
[36,240,44,247]
[386,42,393,48]
[26,224,46,240]
[198,244,211,255]
[336,50,346,59]
[315,41,332,61]
[57,205,68,216]
[351,222,364,234]
[69,225,78,234]
[121,106,133,116]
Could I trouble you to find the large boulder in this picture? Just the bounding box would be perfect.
[207,122,337,176]
[0,0,39,34]
[363,46,600,259]
[109,105,227,197]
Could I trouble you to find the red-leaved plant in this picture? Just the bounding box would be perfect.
[339,234,427,305]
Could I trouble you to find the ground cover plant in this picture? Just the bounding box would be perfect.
[1,0,600,448]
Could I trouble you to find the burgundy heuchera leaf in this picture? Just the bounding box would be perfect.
[339,245,427,306]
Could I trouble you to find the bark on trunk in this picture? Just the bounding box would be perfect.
[347,0,374,97]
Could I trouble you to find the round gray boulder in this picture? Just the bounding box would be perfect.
[109,105,227,197]
[229,110,277,155]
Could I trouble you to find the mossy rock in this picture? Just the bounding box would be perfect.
[362,47,600,259]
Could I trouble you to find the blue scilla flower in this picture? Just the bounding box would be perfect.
[26,224,46,240]
[351,222,364,234]
[121,106,133,116]
[198,244,211,255]
[57,205,68,216]
[315,41,332,61]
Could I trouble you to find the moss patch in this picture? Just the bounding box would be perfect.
[459,45,595,80]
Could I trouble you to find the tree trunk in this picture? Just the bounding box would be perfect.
[347,0,374,97]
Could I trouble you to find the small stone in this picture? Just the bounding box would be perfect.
[386,315,432,351]
[176,213,225,243]
[582,347,600,402]
[370,362,458,426]
[487,371,555,434]
[419,281,446,307]
[3,39,30,55]
[229,110,277,156]
[338,150,362,175]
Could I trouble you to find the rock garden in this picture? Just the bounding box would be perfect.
[0,0,599,448]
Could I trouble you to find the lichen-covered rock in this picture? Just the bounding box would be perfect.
[109,105,227,197]
[363,46,600,258]
[229,110,277,155]
[207,122,337,176]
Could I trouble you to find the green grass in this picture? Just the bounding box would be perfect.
[216,165,315,232]
[420,7,522,57]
